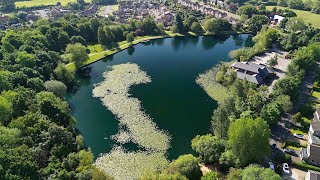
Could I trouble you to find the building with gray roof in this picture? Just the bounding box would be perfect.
[231,61,273,84]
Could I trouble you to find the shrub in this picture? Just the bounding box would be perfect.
[293,162,320,172]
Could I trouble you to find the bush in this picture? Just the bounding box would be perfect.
[293,162,320,172]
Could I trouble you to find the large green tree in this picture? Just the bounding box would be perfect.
[65,43,88,69]
[228,118,271,166]
[166,154,202,180]
[191,134,226,164]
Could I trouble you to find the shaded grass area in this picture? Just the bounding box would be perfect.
[266,6,320,28]
[16,0,91,7]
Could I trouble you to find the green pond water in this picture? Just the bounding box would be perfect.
[67,34,253,160]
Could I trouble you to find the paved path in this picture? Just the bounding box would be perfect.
[282,168,307,180]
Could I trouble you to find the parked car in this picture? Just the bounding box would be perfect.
[282,163,290,174]
[271,143,277,151]
[283,148,295,156]
[269,162,275,171]
[294,133,304,139]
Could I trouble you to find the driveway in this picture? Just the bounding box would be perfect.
[251,49,290,92]
[282,168,307,180]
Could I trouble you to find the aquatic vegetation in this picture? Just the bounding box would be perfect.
[93,63,171,179]
[95,147,168,180]
[196,67,229,103]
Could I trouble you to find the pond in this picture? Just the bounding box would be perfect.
[67,34,253,160]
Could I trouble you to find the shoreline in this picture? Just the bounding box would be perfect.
[66,31,250,71]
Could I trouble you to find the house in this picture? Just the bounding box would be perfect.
[273,15,285,25]
[0,15,10,21]
[231,61,273,84]
[301,108,320,166]
[305,170,320,180]
[314,108,320,121]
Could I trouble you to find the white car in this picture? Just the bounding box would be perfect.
[282,163,290,174]
[294,133,304,139]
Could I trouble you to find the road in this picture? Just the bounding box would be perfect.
[282,168,307,180]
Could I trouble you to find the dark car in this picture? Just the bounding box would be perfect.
[283,148,295,156]
[271,143,277,151]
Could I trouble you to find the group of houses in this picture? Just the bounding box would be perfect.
[114,0,174,26]
[178,0,237,25]
[206,0,238,13]
[301,108,320,167]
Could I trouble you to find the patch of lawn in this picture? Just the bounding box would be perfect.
[87,44,104,53]
[290,129,306,135]
[312,91,320,99]
[112,5,119,11]
[16,0,91,7]
[266,6,320,28]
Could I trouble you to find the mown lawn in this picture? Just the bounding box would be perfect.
[266,6,320,28]
[16,0,91,7]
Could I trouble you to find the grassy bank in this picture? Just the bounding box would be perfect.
[16,0,91,7]
[266,6,320,28]
[66,30,243,71]
[196,66,229,103]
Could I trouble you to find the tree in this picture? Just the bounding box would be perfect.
[288,0,304,9]
[65,43,88,69]
[191,22,203,33]
[241,164,281,180]
[166,154,202,180]
[201,171,221,180]
[104,26,115,45]
[44,80,67,97]
[175,14,184,33]
[139,171,187,180]
[247,15,268,33]
[228,118,271,166]
[286,17,307,32]
[54,63,75,86]
[292,112,302,123]
[0,145,39,179]
[0,126,20,147]
[219,150,239,171]
[0,71,12,92]
[277,0,287,6]
[203,18,220,34]
[126,33,134,44]
[191,134,226,163]
[261,102,281,125]
[0,96,13,124]
[267,54,278,68]
[16,51,36,68]
[237,5,258,18]
[171,25,179,33]
[98,27,108,46]
[226,168,242,180]
[211,97,236,139]
[274,95,292,112]
[92,166,114,180]
[0,0,15,11]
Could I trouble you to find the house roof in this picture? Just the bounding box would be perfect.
[232,61,266,74]
[312,121,320,131]
[309,144,320,162]
[236,71,263,84]
[274,15,285,21]
[308,170,320,180]
[232,62,273,84]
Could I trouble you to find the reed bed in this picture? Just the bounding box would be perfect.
[93,63,171,179]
